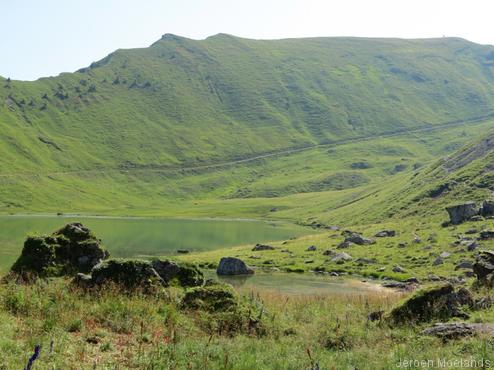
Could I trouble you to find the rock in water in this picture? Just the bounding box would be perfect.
[216,257,254,275]
[10,222,108,279]
[445,202,479,224]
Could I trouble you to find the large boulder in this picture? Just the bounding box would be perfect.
[86,259,163,290]
[481,200,494,217]
[152,259,204,287]
[387,284,473,325]
[445,202,479,225]
[473,250,494,285]
[342,232,375,245]
[10,223,108,279]
[217,257,254,275]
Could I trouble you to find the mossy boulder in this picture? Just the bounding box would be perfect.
[10,223,108,279]
[75,258,204,291]
[151,259,204,287]
[182,282,239,312]
[81,259,163,291]
[387,284,473,325]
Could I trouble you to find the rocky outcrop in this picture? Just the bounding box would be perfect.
[446,202,480,225]
[446,200,494,225]
[10,223,108,279]
[473,250,494,285]
[422,323,494,340]
[387,284,473,325]
[75,258,204,291]
[341,231,375,246]
[217,257,254,275]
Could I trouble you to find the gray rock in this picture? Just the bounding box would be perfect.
[252,243,275,251]
[152,259,204,287]
[433,257,444,266]
[455,261,473,270]
[439,251,451,258]
[216,257,254,275]
[374,230,396,238]
[306,245,317,251]
[344,232,375,245]
[479,230,494,240]
[337,240,354,249]
[446,202,480,225]
[322,249,336,256]
[481,200,494,217]
[392,265,405,273]
[331,252,352,263]
[473,250,494,283]
[355,258,377,265]
[467,241,479,251]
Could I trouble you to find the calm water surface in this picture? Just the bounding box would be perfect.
[0,215,309,273]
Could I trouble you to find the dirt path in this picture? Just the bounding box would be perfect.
[1,113,494,178]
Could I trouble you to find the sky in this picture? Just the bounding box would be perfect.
[2,0,493,80]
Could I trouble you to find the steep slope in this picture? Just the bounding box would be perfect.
[2,35,494,213]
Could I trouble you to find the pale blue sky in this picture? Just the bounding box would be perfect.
[2,0,493,80]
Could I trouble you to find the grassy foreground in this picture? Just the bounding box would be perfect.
[1,278,493,370]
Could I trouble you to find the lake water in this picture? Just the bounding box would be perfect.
[216,272,389,296]
[0,215,309,274]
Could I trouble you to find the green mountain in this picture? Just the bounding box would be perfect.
[2,34,494,214]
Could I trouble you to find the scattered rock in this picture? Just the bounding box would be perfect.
[439,251,451,258]
[252,244,275,251]
[374,230,396,238]
[176,249,190,254]
[387,284,472,325]
[455,261,473,270]
[330,252,352,263]
[306,245,317,251]
[368,310,384,321]
[405,277,420,284]
[467,241,479,251]
[398,243,408,248]
[465,228,478,235]
[392,265,405,273]
[446,202,480,225]
[473,250,494,285]
[337,240,354,249]
[322,249,336,256]
[329,271,339,277]
[355,258,377,265]
[422,323,477,340]
[432,257,444,266]
[473,296,493,310]
[481,200,494,217]
[9,223,108,279]
[479,230,494,240]
[343,232,375,245]
[412,236,422,244]
[382,281,418,291]
[216,257,254,276]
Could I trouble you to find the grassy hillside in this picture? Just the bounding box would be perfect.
[2,35,494,213]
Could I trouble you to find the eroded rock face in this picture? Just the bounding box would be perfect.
[446,202,480,225]
[473,250,494,285]
[387,284,472,325]
[216,257,254,275]
[10,223,108,279]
